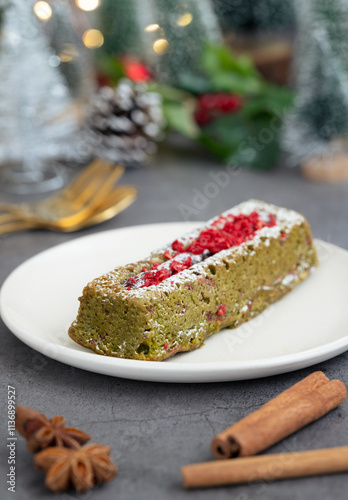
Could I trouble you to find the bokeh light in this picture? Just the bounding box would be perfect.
[153,38,169,55]
[76,0,100,12]
[145,24,160,32]
[176,12,193,27]
[33,1,52,21]
[82,29,104,49]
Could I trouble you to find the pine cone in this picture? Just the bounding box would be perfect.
[86,79,165,166]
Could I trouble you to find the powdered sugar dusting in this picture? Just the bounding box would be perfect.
[92,200,306,298]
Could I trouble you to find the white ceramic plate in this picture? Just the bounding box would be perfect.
[1,222,348,383]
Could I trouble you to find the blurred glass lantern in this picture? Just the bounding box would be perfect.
[0,0,94,193]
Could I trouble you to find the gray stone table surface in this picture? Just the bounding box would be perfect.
[1,144,348,500]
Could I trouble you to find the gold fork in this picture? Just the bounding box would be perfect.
[0,159,125,229]
[0,186,137,234]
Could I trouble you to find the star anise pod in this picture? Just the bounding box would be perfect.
[34,444,118,493]
[15,405,91,453]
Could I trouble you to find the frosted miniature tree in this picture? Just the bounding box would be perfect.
[0,0,86,192]
[99,0,221,85]
[283,0,348,180]
[149,0,222,84]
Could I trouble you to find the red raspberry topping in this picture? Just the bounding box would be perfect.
[163,249,172,260]
[216,304,226,316]
[141,268,171,287]
[179,211,275,255]
[172,240,185,252]
[170,257,192,273]
[268,214,276,226]
[126,211,276,288]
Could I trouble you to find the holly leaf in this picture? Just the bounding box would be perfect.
[163,102,199,139]
[200,43,262,95]
[176,72,213,95]
[202,44,259,78]
[210,72,262,95]
[147,81,192,104]
[199,113,281,170]
[97,56,125,85]
[243,85,293,118]
[147,82,199,138]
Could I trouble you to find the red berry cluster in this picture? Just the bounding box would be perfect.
[126,256,193,288]
[122,56,151,83]
[169,257,192,274]
[173,212,276,256]
[126,211,277,289]
[96,57,151,88]
[194,92,243,125]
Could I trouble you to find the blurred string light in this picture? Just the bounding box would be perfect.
[75,0,100,12]
[145,24,160,32]
[153,38,169,55]
[33,1,52,21]
[83,29,104,49]
[176,12,193,27]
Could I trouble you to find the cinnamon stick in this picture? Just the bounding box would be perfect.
[211,372,346,459]
[182,446,348,489]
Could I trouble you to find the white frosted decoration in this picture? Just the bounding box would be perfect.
[283,0,348,165]
[0,0,92,192]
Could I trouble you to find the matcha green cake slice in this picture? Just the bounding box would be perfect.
[68,200,318,361]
